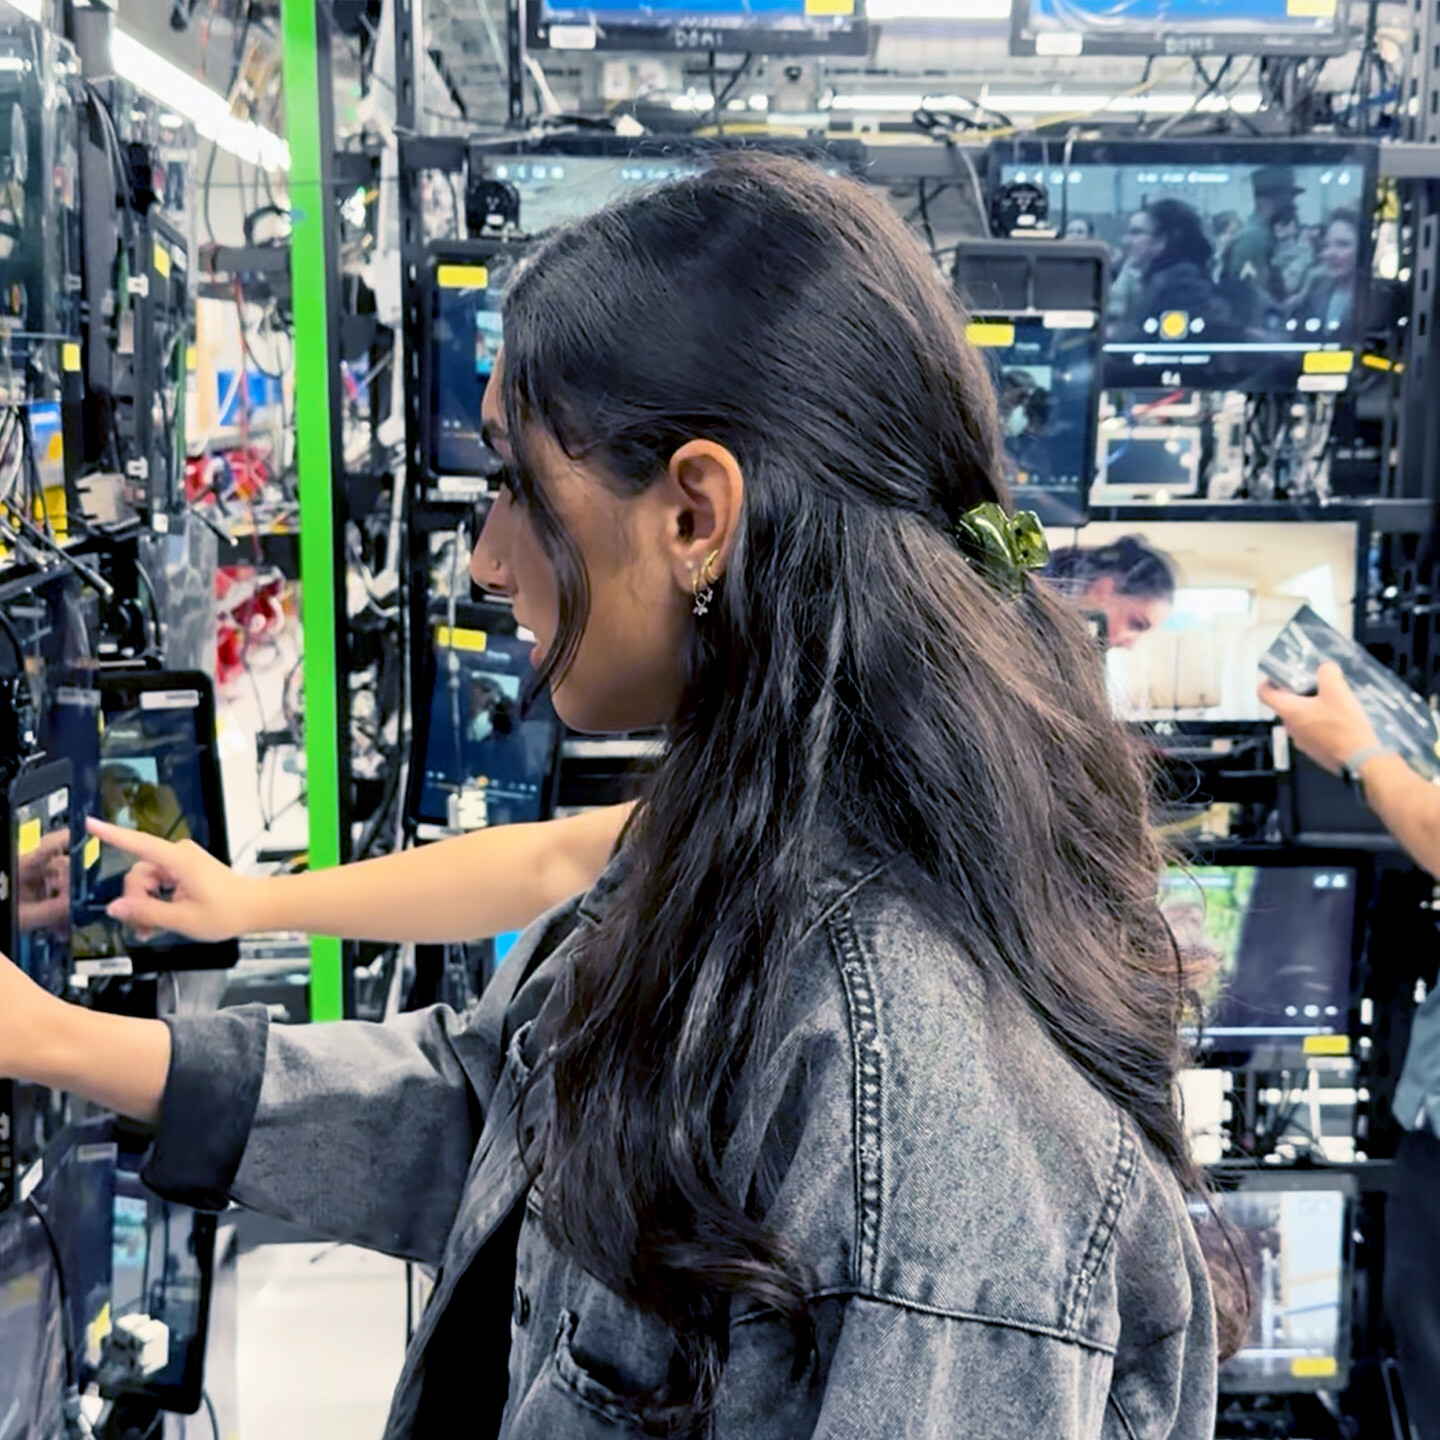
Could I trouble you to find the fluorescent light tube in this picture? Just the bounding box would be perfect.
[112,30,289,172]
[865,0,1010,18]
[829,90,1263,115]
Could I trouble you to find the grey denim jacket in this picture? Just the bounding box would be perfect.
[144,856,1217,1439]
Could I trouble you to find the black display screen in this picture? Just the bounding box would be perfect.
[0,1205,66,1440]
[970,312,1101,524]
[411,622,561,832]
[45,673,235,971]
[1202,1181,1350,1392]
[993,141,1375,392]
[10,768,72,996]
[1160,864,1357,1056]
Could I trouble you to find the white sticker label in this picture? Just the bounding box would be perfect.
[548,23,598,47]
[48,788,67,817]
[19,1158,43,1202]
[140,689,201,711]
[75,957,134,979]
[1035,32,1083,54]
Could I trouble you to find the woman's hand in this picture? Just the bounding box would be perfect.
[87,818,261,943]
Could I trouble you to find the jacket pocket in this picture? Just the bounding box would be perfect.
[550,1308,648,1429]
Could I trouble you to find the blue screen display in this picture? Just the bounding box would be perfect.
[1022,0,1343,39]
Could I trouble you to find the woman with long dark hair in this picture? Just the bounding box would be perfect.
[1119,198,1238,343]
[0,154,1238,1438]
[1045,535,1178,649]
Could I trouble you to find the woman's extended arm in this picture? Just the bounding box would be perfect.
[91,801,635,946]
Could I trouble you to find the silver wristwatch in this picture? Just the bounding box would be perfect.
[1340,744,1397,804]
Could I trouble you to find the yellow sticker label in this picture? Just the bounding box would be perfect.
[84,835,100,870]
[805,0,854,12]
[1287,0,1337,15]
[966,322,1016,348]
[186,344,198,372]
[1304,1034,1351,1057]
[437,264,489,289]
[153,243,171,280]
[18,818,41,858]
[1291,1355,1339,1378]
[436,625,487,653]
[36,485,67,540]
[62,342,81,373]
[1304,350,1355,375]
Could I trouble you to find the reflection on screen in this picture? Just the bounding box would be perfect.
[970,313,1100,523]
[72,688,212,959]
[998,148,1369,389]
[1160,865,1355,1053]
[12,783,71,995]
[416,627,559,831]
[1023,0,1345,42]
[491,156,701,236]
[429,249,524,479]
[0,1209,66,1440]
[36,1131,116,1385]
[110,1166,209,1401]
[1203,1186,1348,1390]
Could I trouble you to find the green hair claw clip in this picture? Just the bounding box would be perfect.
[951,503,1050,599]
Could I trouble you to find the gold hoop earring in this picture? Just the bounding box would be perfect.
[692,550,720,617]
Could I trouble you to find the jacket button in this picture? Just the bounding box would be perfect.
[513,1285,530,1326]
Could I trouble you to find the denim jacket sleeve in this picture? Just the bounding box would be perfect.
[140,893,585,1266]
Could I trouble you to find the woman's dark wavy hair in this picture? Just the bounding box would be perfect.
[1045,534,1178,602]
[1146,196,1215,272]
[499,151,1243,1432]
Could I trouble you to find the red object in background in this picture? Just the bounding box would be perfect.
[216,565,290,688]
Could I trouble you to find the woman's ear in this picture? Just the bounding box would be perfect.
[662,440,745,590]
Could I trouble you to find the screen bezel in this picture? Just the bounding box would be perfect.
[1168,844,1370,1067]
[1208,1167,1357,1394]
[421,237,531,490]
[403,599,565,836]
[969,308,1103,525]
[988,137,1378,393]
[526,0,870,57]
[1010,0,1351,58]
[87,669,237,973]
[107,1155,217,1415]
[7,759,75,996]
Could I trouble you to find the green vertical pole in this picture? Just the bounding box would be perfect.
[282,1,344,1021]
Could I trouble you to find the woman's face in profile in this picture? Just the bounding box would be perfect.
[468,354,696,736]
[1083,576,1171,650]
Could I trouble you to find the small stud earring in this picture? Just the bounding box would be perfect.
[692,550,719,618]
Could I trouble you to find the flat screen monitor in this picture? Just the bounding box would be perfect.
[31,1124,116,1389]
[991,140,1376,393]
[0,1205,67,1440]
[6,762,73,996]
[1160,862,1358,1059]
[1095,426,1201,502]
[405,605,563,836]
[527,0,868,56]
[1202,1173,1354,1392]
[968,312,1102,525]
[1011,0,1350,57]
[105,1157,215,1414]
[1041,517,1359,722]
[424,242,529,488]
[44,671,237,973]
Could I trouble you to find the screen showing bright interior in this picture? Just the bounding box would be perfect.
[1160,864,1356,1053]
[1041,519,1357,720]
[11,780,71,995]
[0,1208,67,1440]
[969,313,1100,524]
[1206,1185,1348,1389]
[1019,0,1346,47]
[415,625,559,832]
[57,684,217,960]
[995,145,1369,389]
